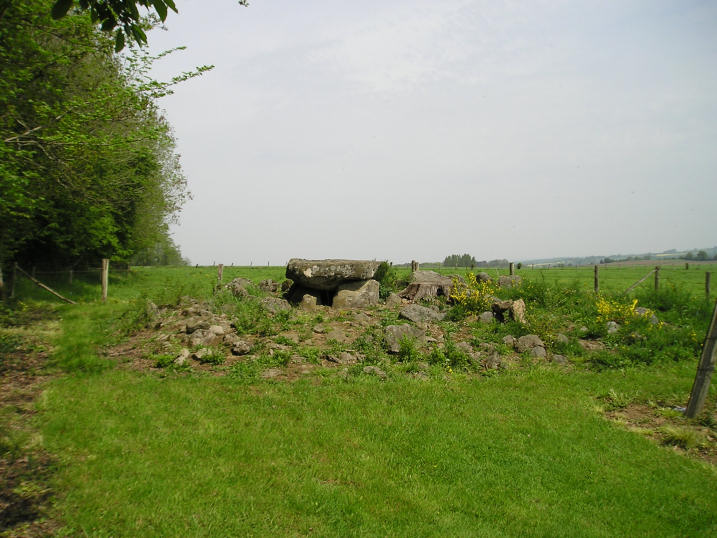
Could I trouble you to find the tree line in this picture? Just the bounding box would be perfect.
[442,254,510,268]
[0,0,204,284]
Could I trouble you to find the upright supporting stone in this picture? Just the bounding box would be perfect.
[594,265,599,294]
[101,258,109,302]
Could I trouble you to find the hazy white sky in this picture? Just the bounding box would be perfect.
[146,0,717,265]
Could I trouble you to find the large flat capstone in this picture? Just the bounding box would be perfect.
[286,259,381,291]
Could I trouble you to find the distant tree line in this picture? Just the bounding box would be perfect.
[1,1,203,280]
[442,254,510,268]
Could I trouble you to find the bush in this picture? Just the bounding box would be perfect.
[375,261,399,300]
[450,273,498,313]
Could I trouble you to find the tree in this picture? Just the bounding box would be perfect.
[1,0,202,275]
[696,250,708,261]
[47,0,248,51]
[443,253,478,268]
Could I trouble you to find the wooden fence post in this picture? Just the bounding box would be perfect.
[686,298,717,418]
[707,272,712,299]
[685,262,689,270]
[101,258,109,302]
[509,262,515,276]
[217,264,224,287]
[594,265,599,294]
[654,266,660,291]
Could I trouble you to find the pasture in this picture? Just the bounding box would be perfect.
[1,263,716,536]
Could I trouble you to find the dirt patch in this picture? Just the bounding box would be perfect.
[606,403,717,465]
[0,316,59,536]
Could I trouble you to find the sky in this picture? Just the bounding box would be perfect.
[145,0,717,265]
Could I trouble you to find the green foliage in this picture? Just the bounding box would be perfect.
[449,273,498,312]
[196,348,225,365]
[153,353,175,368]
[50,0,248,51]
[1,0,204,274]
[397,335,420,362]
[443,253,478,267]
[659,426,708,450]
[374,261,399,299]
[228,352,290,382]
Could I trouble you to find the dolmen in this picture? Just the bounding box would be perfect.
[285,258,381,308]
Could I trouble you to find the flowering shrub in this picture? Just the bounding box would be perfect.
[596,296,659,326]
[450,273,499,313]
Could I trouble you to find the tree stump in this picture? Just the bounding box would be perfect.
[400,271,454,301]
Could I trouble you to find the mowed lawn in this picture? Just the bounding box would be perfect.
[41,364,716,536]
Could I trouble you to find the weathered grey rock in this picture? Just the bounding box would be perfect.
[326,328,350,343]
[333,279,379,309]
[231,340,252,355]
[479,311,495,324]
[556,333,569,344]
[192,347,211,361]
[491,298,527,324]
[385,324,425,353]
[455,341,473,355]
[516,334,544,353]
[286,259,380,291]
[363,365,386,379]
[399,271,454,301]
[483,352,504,370]
[579,339,605,351]
[552,354,568,365]
[478,342,497,354]
[607,321,620,334]
[502,335,516,347]
[186,319,210,334]
[476,272,492,283]
[208,325,225,336]
[498,275,523,288]
[399,304,445,323]
[280,279,293,293]
[261,296,291,314]
[189,329,220,348]
[353,311,372,325]
[327,352,359,365]
[635,307,659,324]
[174,348,190,366]
[531,346,547,358]
[226,277,253,297]
[510,299,527,324]
[300,293,319,309]
[386,292,403,307]
[259,279,279,293]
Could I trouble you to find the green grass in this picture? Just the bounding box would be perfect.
[40,366,716,536]
[419,263,717,302]
[3,264,716,535]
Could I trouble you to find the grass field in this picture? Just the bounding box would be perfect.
[2,263,716,535]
